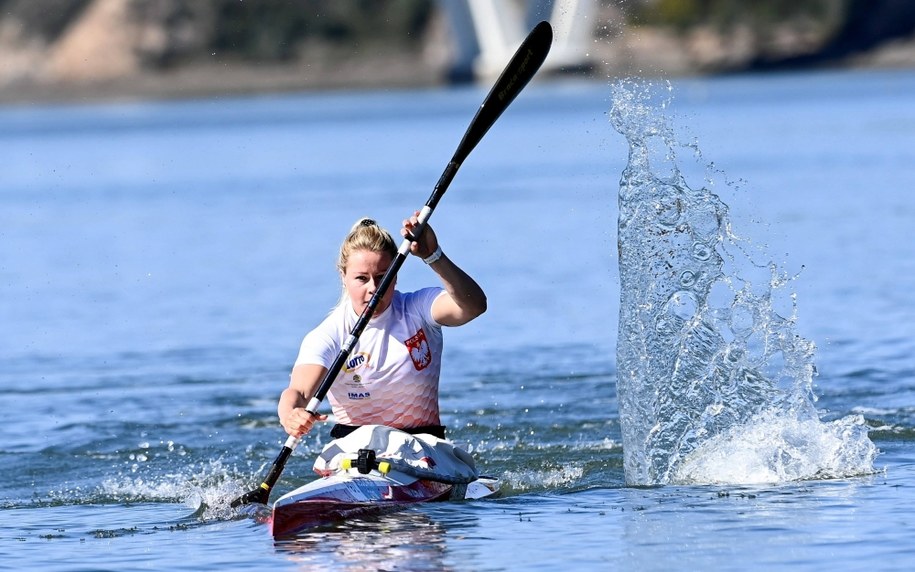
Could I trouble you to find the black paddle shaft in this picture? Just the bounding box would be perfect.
[231,21,553,508]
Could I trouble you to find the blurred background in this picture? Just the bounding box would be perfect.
[2,0,914,105]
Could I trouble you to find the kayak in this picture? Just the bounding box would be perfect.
[267,425,500,538]
[271,468,500,537]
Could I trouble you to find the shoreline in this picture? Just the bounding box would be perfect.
[0,55,444,107]
[2,38,913,109]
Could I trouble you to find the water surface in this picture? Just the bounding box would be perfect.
[2,69,914,570]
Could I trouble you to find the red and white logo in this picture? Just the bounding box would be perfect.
[404,328,432,371]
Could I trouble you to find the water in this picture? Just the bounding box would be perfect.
[2,69,914,570]
[610,80,876,486]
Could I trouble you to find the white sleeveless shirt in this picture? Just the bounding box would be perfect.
[294,288,445,428]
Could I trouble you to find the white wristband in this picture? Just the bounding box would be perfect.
[423,245,443,265]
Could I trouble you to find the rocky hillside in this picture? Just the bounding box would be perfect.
[1,0,913,104]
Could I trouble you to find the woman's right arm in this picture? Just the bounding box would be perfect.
[278,363,329,437]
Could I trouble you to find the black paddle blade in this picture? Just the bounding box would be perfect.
[452,20,553,165]
[231,441,296,507]
[231,484,270,508]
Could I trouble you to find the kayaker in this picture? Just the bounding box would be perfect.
[278,214,487,441]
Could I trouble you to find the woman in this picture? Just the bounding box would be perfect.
[278,212,487,441]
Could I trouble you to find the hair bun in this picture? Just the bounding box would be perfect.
[351,217,377,232]
[339,217,397,272]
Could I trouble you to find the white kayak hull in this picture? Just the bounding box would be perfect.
[271,470,499,538]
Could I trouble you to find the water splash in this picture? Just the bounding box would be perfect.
[98,458,253,521]
[610,80,877,486]
[502,465,586,492]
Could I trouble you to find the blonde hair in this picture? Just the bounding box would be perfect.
[337,217,398,274]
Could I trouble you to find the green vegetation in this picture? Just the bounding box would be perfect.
[207,0,434,62]
[0,0,92,39]
[623,0,840,31]
[0,0,909,80]
[0,0,434,67]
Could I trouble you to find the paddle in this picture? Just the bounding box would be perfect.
[231,20,553,508]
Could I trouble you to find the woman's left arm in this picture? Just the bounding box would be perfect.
[402,213,487,327]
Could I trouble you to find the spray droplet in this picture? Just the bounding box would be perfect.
[691,241,712,261]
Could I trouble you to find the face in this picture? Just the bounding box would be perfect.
[342,249,395,315]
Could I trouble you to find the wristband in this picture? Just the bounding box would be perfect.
[423,245,443,265]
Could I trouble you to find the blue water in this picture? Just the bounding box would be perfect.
[2,69,914,570]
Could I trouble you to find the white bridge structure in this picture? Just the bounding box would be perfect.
[438,0,596,80]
